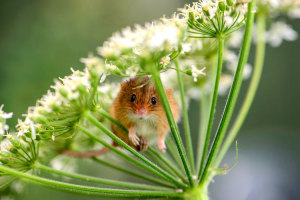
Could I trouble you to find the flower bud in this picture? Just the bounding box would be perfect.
[226,0,234,6]
[51,104,60,112]
[77,84,87,94]
[219,1,226,12]
[202,7,210,17]
[189,12,195,22]
[35,135,41,141]
[25,132,32,138]
[59,88,68,98]
[9,147,18,154]
[21,135,27,142]
[8,136,21,149]
[185,69,193,76]
[197,18,204,24]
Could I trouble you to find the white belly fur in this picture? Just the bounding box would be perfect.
[127,113,159,141]
[135,120,157,140]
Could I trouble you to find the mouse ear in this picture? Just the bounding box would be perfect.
[120,81,128,89]
[166,88,173,95]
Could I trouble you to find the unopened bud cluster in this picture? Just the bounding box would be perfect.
[180,0,250,38]
[0,134,37,172]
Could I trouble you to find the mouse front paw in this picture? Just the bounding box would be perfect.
[129,127,140,146]
[129,134,140,146]
[138,137,149,151]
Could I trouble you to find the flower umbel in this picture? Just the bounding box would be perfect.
[180,0,250,38]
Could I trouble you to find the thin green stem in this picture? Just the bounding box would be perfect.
[84,114,188,189]
[174,58,195,175]
[214,13,266,168]
[196,57,217,172]
[199,0,256,184]
[0,165,183,198]
[196,90,209,172]
[198,38,224,179]
[150,63,194,187]
[165,137,185,174]
[148,146,188,183]
[143,151,179,180]
[97,108,127,133]
[92,157,174,188]
[35,163,170,191]
[77,125,181,187]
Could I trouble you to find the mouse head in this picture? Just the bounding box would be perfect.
[118,76,172,120]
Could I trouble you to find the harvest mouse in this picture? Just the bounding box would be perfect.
[110,76,179,152]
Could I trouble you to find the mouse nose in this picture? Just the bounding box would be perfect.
[136,108,147,118]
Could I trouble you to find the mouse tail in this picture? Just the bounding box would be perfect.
[61,147,112,158]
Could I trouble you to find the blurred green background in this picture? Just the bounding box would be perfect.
[0,0,299,199]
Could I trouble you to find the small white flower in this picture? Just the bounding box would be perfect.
[181,43,192,54]
[0,105,13,120]
[0,139,12,152]
[105,62,118,72]
[0,112,13,119]
[191,65,206,82]
[125,66,139,77]
[16,117,36,138]
[160,56,171,66]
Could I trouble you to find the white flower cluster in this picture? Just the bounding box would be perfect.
[180,0,249,38]
[258,0,300,18]
[98,18,186,59]
[255,0,300,47]
[31,68,90,115]
[0,105,13,135]
[265,21,298,47]
[13,68,95,141]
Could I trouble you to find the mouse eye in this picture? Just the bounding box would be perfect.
[131,94,136,102]
[151,97,156,105]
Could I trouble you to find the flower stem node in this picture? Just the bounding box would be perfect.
[184,184,209,200]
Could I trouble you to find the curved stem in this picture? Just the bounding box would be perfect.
[198,38,224,179]
[77,125,177,186]
[165,137,185,173]
[196,56,217,172]
[214,13,266,167]
[147,146,188,183]
[196,90,209,172]
[199,0,256,184]
[35,163,170,191]
[0,165,183,198]
[84,114,188,189]
[92,157,174,188]
[150,64,194,187]
[174,58,195,175]
[97,108,128,133]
